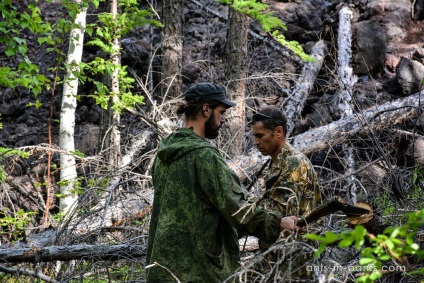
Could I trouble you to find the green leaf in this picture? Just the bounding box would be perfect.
[339,238,353,248]
[70,150,85,158]
[379,254,390,261]
[385,239,395,250]
[359,257,375,265]
[368,271,382,280]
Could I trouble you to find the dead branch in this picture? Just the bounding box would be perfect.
[0,264,59,283]
[283,40,328,136]
[0,244,146,263]
[291,90,424,155]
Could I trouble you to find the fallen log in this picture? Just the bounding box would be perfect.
[0,265,58,283]
[57,130,154,241]
[283,40,328,136]
[0,244,146,263]
[291,91,424,155]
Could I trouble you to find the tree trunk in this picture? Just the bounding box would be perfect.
[0,244,146,263]
[108,0,121,167]
[337,6,357,203]
[161,0,183,99]
[224,8,249,156]
[189,0,304,66]
[59,0,87,214]
[283,40,327,137]
[291,91,424,154]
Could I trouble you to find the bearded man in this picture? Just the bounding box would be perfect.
[146,83,300,282]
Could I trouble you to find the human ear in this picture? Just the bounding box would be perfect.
[275,126,284,138]
[202,104,210,116]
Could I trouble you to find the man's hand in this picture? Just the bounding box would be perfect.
[280,216,304,235]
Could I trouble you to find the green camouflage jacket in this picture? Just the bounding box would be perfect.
[146,128,282,283]
[261,143,322,225]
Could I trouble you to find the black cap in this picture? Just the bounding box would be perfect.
[184,82,236,107]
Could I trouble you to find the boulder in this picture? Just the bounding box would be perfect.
[352,21,387,75]
[396,56,424,95]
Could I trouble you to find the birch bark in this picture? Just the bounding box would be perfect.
[338,6,358,203]
[109,0,121,167]
[59,0,87,214]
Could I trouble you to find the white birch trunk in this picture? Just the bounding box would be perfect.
[59,1,87,214]
[109,0,121,167]
[338,6,358,204]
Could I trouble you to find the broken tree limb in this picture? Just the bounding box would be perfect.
[0,244,146,263]
[0,265,59,283]
[55,130,155,243]
[283,40,328,136]
[291,90,424,155]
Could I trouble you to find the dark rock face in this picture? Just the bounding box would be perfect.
[412,0,424,20]
[352,21,387,75]
[396,56,424,95]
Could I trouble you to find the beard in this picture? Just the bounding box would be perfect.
[204,112,221,139]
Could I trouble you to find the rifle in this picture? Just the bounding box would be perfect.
[296,196,373,227]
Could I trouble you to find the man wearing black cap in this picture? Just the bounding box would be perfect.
[146,82,300,283]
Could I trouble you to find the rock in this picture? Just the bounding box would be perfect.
[0,103,16,116]
[412,49,424,64]
[412,0,424,20]
[87,105,101,124]
[385,54,400,72]
[303,104,333,131]
[352,21,387,75]
[396,56,424,95]
[268,0,326,42]
[15,124,29,135]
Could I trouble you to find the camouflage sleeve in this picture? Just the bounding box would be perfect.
[195,148,282,243]
[271,158,321,217]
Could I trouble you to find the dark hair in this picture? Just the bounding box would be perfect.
[177,100,222,120]
[251,107,288,135]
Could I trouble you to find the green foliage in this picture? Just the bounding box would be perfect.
[0,1,53,96]
[80,1,161,113]
[220,0,315,61]
[0,0,157,113]
[304,209,424,282]
[0,208,37,241]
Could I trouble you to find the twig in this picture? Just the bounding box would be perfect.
[145,261,181,283]
[0,264,59,283]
